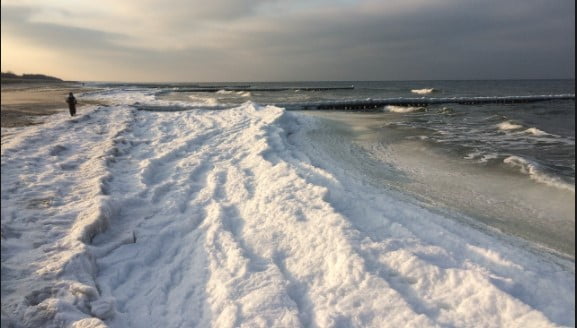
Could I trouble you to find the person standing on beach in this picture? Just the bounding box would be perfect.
[66,92,77,116]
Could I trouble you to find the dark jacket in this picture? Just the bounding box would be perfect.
[66,95,77,106]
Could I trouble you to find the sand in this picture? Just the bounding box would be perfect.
[1,82,102,127]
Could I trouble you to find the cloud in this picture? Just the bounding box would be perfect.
[1,0,574,81]
[1,6,130,55]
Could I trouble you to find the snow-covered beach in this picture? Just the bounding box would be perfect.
[1,86,575,327]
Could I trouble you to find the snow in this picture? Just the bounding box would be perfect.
[1,89,574,327]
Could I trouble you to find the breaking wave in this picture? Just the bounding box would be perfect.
[497,122,551,136]
[411,88,436,94]
[438,107,455,114]
[464,151,500,163]
[497,121,523,131]
[237,91,252,97]
[503,156,574,193]
[523,127,550,136]
[385,105,426,113]
[189,95,218,106]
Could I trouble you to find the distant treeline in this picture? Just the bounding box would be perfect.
[1,72,64,82]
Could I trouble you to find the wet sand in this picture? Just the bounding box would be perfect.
[1,82,101,127]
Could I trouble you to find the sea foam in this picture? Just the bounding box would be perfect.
[465,151,499,163]
[497,121,523,131]
[189,94,218,106]
[411,88,436,94]
[385,105,426,113]
[523,127,550,136]
[237,91,252,97]
[503,156,574,193]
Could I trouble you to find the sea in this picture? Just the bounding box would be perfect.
[86,79,575,257]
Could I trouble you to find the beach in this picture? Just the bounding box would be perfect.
[1,82,574,327]
[1,82,100,127]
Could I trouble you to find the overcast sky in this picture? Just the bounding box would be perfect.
[1,0,574,82]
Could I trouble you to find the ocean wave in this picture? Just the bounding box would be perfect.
[411,88,436,94]
[237,91,252,97]
[503,156,574,193]
[385,105,426,113]
[497,121,523,131]
[216,89,234,95]
[406,135,430,141]
[465,151,499,163]
[136,105,195,112]
[189,95,218,106]
[438,107,455,114]
[522,127,550,136]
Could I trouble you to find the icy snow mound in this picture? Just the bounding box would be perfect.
[1,94,574,327]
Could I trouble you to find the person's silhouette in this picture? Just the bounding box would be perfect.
[66,92,77,116]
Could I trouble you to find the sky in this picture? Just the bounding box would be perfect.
[1,0,575,82]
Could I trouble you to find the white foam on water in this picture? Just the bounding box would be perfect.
[407,135,430,141]
[237,91,252,97]
[497,121,523,131]
[479,153,499,163]
[188,94,219,106]
[465,151,500,163]
[385,105,426,113]
[438,107,455,114]
[411,88,436,94]
[522,127,550,136]
[503,156,575,193]
[464,151,483,160]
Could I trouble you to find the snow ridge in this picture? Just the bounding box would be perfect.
[1,106,133,327]
[1,98,574,327]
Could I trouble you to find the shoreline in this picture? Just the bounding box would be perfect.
[1,93,573,327]
[297,110,575,259]
[1,82,103,127]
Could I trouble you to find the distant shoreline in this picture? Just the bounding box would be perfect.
[1,78,76,85]
[1,72,72,84]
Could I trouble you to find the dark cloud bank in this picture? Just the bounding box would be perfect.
[2,0,574,81]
